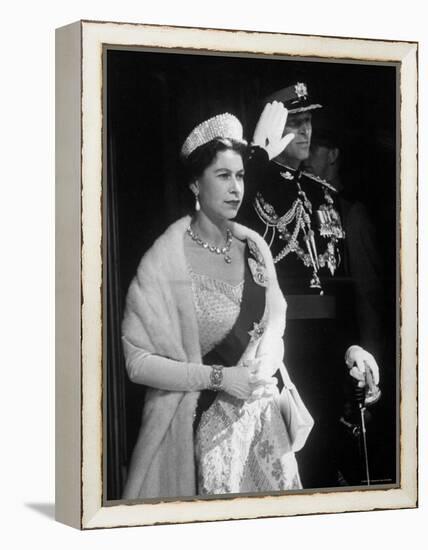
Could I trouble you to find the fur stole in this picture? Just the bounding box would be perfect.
[121,216,288,499]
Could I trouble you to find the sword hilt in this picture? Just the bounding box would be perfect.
[354,383,366,408]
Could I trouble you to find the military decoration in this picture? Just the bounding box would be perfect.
[254,170,345,290]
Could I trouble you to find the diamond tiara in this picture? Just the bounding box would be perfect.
[181,113,247,159]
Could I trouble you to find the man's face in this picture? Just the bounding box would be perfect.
[281,112,312,166]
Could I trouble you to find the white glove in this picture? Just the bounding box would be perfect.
[123,345,214,391]
[245,356,279,401]
[252,101,295,160]
[125,348,254,400]
[222,366,254,400]
[124,335,276,401]
[245,355,279,382]
[345,345,380,388]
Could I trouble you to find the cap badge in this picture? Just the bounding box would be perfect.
[295,82,308,99]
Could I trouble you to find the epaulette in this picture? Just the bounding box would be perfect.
[273,160,338,193]
[299,170,338,193]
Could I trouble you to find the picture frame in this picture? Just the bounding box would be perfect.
[55,19,418,529]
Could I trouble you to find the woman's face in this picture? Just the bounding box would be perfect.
[191,149,244,222]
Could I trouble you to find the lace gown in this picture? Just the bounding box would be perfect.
[189,267,302,495]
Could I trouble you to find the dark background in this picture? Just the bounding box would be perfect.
[105,48,397,500]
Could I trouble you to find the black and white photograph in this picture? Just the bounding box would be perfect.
[2,0,424,545]
[105,47,399,502]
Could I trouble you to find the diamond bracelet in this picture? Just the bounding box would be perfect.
[209,365,224,391]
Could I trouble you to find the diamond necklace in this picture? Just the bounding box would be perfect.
[187,225,233,264]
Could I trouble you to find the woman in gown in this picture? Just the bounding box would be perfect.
[121,104,309,499]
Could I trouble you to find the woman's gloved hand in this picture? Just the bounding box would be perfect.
[245,356,279,401]
[221,366,254,400]
[246,355,280,381]
[221,357,281,401]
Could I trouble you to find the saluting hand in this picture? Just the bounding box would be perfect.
[252,101,295,160]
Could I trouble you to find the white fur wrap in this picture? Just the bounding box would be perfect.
[121,216,288,499]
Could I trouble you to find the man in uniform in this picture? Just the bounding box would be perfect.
[239,84,381,488]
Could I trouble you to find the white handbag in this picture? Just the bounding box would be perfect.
[278,364,314,452]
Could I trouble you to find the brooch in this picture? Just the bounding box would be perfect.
[248,258,268,287]
[248,321,266,343]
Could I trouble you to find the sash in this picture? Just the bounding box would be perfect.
[194,246,266,427]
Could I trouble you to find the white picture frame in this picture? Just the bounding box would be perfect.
[55,19,418,529]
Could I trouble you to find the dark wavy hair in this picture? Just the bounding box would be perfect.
[182,137,248,184]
